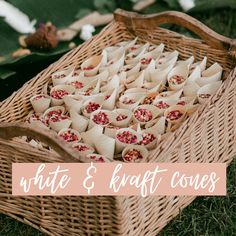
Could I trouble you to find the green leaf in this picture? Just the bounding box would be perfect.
[75,8,93,19]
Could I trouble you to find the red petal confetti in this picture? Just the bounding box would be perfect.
[134,108,153,122]
[83,66,94,70]
[92,111,110,125]
[155,101,170,109]
[51,89,69,99]
[139,133,156,145]
[122,97,135,104]
[117,131,137,144]
[85,102,100,113]
[169,75,185,85]
[116,114,128,121]
[59,130,79,142]
[123,149,143,162]
[141,57,152,65]
[74,144,90,152]
[166,110,183,120]
[70,81,84,89]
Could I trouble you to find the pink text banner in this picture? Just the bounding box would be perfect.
[12,163,226,196]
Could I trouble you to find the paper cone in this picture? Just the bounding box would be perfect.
[177,56,194,68]
[117,37,137,50]
[89,110,115,129]
[84,154,111,163]
[153,98,178,115]
[81,97,104,118]
[122,145,148,162]
[121,62,141,77]
[43,106,65,125]
[183,81,200,98]
[156,51,178,68]
[58,128,81,144]
[104,46,125,61]
[197,81,222,104]
[30,94,51,114]
[187,65,201,83]
[167,64,189,91]
[70,109,89,132]
[164,105,186,124]
[100,74,120,92]
[190,56,207,72]
[102,88,118,110]
[81,55,104,76]
[50,84,75,106]
[51,66,74,86]
[81,125,103,148]
[112,108,133,127]
[49,115,72,132]
[133,104,160,125]
[72,142,95,158]
[63,95,83,113]
[118,93,145,110]
[115,128,142,154]
[94,134,115,160]
[145,116,166,135]
[125,70,145,89]
[157,89,183,100]
[104,125,120,138]
[124,88,147,95]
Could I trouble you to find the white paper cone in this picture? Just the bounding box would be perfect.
[125,70,145,89]
[145,116,166,135]
[81,125,103,148]
[183,81,200,98]
[50,84,75,106]
[121,62,141,77]
[81,55,103,76]
[112,109,133,127]
[164,105,186,124]
[63,95,83,113]
[100,74,120,92]
[72,142,95,158]
[122,145,148,162]
[58,128,81,144]
[30,94,51,114]
[70,109,89,132]
[94,134,115,160]
[119,93,145,110]
[190,56,207,72]
[197,81,222,104]
[51,66,74,86]
[102,88,118,110]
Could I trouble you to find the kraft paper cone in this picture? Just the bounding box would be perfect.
[122,144,148,163]
[51,66,74,86]
[94,134,115,160]
[58,128,81,144]
[112,108,133,127]
[70,109,89,132]
[30,94,51,114]
[167,64,189,91]
[50,84,75,106]
[197,81,222,104]
[72,142,95,158]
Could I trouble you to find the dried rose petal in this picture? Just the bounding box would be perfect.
[89,155,105,163]
[143,96,155,105]
[134,108,153,122]
[166,110,183,120]
[83,66,94,70]
[33,95,47,100]
[139,133,156,146]
[85,102,100,113]
[59,130,79,142]
[155,101,170,109]
[116,114,128,121]
[74,145,90,152]
[117,131,137,144]
[92,111,110,125]
[177,101,186,106]
[52,74,66,79]
[122,97,135,104]
[123,149,143,162]
[70,81,84,89]
[49,114,69,123]
[169,75,185,85]
[51,89,69,99]
[105,95,111,100]
[141,58,152,65]
[199,94,211,99]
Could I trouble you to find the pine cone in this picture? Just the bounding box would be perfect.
[24,23,58,50]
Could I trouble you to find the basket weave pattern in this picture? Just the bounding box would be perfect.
[0,10,236,236]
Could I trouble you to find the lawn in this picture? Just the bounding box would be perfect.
[0,1,236,235]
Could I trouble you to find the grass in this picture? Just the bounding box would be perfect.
[0,3,236,236]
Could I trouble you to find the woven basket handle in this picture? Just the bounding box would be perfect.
[114,9,236,51]
[0,122,80,162]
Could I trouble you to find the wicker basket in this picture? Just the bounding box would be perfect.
[0,9,236,236]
